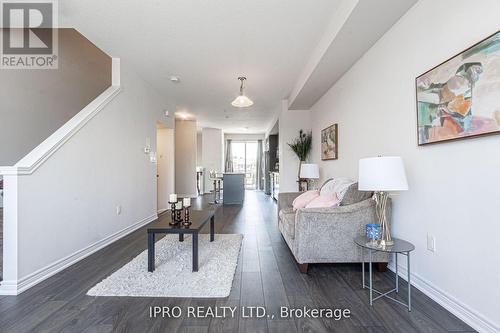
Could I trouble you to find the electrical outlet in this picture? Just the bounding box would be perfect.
[116,205,122,215]
[427,234,435,252]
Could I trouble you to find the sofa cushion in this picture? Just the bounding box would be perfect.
[319,178,335,196]
[340,183,373,206]
[292,190,319,210]
[320,177,355,199]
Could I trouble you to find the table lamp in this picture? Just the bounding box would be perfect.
[299,163,320,190]
[358,156,408,246]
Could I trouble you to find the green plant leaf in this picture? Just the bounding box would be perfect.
[287,130,312,161]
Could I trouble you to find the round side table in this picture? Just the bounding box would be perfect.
[354,236,415,311]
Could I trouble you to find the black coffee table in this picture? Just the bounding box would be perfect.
[147,209,215,272]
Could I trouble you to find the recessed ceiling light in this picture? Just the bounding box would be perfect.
[170,76,180,83]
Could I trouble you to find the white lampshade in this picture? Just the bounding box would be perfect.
[358,156,408,191]
[231,95,254,108]
[300,163,319,179]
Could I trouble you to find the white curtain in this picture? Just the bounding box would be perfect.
[225,139,234,172]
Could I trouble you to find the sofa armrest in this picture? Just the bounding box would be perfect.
[292,198,391,262]
[278,192,301,216]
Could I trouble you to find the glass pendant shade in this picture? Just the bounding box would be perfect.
[231,77,253,108]
[231,94,254,107]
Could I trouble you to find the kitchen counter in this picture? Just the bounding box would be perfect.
[223,173,245,204]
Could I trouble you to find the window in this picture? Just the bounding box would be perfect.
[231,141,258,189]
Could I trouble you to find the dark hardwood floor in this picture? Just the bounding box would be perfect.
[0,192,474,332]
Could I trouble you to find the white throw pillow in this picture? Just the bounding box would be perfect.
[319,178,336,196]
[320,177,355,201]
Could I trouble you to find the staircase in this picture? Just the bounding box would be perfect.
[0,28,122,295]
[0,28,114,167]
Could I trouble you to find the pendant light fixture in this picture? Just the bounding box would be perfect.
[231,77,254,108]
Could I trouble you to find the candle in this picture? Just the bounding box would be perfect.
[175,201,183,210]
[183,197,191,207]
[169,194,177,202]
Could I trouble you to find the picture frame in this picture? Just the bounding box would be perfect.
[416,30,500,145]
[321,124,338,160]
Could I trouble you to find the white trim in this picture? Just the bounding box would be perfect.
[0,213,157,295]
[111,58,120,86]
[0,57,122,176]
[388,263,498,333]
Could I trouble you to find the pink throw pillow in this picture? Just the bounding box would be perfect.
[305,192,340,208]
[292,190,319,210]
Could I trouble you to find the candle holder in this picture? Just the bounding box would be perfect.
[168,201,178,225]
[183,206,192,227]
[176,208,182,224]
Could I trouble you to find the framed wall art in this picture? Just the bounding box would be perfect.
[416,30,500,145]
[321,123,338,160]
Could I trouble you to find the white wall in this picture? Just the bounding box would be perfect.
[157,127,175,212]
[309,0,500,330]
[175,120,197,197]
[279,101,311,192]
[196,132,203,167]
[1,61,174,291]
[201,128,224,193]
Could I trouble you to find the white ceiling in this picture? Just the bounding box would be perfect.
[60,0,342,133]
[288,0,417,109]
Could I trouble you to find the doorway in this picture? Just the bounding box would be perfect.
[231,141,258,189]
[156,125,175,213]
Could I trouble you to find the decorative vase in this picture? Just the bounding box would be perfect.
[297,160,304,179]
[297,160,307,192]
[366,223,381,246]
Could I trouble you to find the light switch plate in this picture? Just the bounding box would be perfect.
[427,234,435,252]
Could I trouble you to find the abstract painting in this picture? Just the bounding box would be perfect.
[321,124,338,160]
[416,30,500,145]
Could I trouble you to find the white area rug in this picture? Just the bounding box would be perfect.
[87,234,243,298]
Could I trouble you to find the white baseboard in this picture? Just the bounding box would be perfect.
[388,263,498,333]
[0,213,157,295]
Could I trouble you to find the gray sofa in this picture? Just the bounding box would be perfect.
[278,181,389,273]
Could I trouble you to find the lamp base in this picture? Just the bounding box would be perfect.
[374,191,394,248]
[379,239,394,247]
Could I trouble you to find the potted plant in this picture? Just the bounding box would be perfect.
[287,130,312,189]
